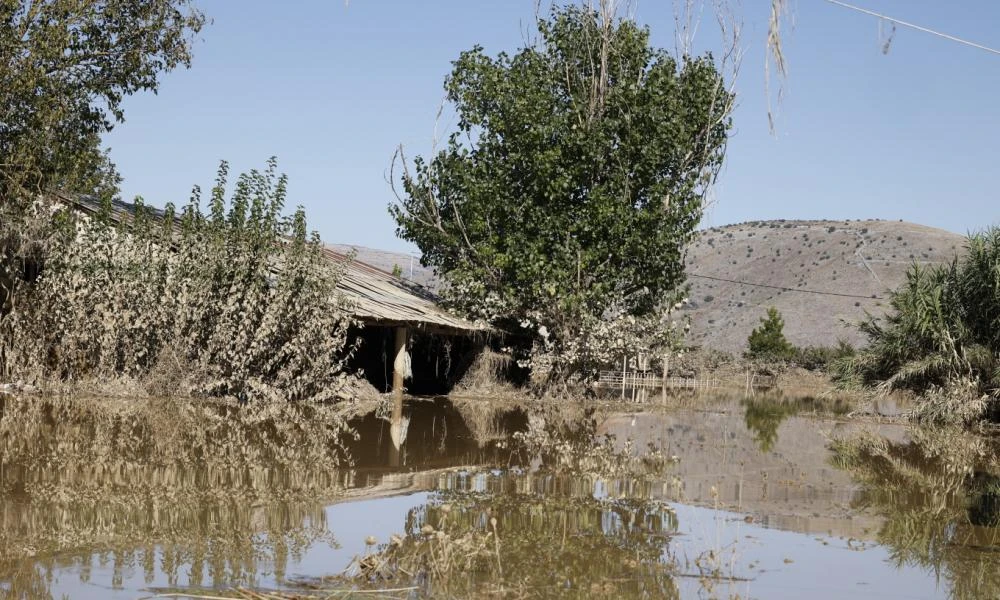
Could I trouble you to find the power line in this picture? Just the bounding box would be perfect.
[688,272,885,300]
[822,0,1000,56]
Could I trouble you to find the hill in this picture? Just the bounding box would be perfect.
[682,219,965,354]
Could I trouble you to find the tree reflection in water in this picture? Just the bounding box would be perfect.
[742,394,852,452]
[832,428,1000,600]
[0,396,348,599]
[346,415,686,598]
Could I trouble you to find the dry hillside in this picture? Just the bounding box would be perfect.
[682,219,965,354]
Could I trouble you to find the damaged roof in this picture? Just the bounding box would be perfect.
[324,249,485,335]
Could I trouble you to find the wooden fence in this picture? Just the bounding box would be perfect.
[597,371,777,390]
[598,371,721,390]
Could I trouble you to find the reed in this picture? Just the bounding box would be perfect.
[834,227,1000,424]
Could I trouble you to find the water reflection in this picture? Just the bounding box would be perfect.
[832,428,1000,600]
[743,398,801,452]
[351,472,681,599]
[1,392,994,599]
[0,396,351,599]
[346,418,683,598]
[742,394,853,453]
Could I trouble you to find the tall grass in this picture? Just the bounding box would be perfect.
[835,227,1000,423]
[0,159,357,403]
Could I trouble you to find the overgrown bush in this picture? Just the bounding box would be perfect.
[834,227,1000,424]
[528,298,690,387]
[0,160,358,403]
[792,339,855,371]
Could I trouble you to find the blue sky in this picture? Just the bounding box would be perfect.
[104,1,1000,252]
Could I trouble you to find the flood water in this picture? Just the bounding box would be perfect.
[2,393,999,599]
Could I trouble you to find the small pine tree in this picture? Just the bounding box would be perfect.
[746,307,794,360]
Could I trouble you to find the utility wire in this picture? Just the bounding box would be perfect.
[688,272,885,300]
[822,0,1000,56]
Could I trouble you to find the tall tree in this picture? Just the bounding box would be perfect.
[0,0,204,313]
[391,5,731,375]
[0,0,205,206]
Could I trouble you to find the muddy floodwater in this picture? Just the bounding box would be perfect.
[2,393,1000,599]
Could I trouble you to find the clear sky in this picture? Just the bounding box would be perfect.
[103,1,1000,253]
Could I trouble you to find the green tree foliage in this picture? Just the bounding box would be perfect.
[0,161,357,403]
[0,0,205,318]
[745,306,794,361]
[836,227,1000,423]
[0,0,205,205]
[391,5,731,375]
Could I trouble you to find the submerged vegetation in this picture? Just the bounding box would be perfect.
[835,227,1000,424]
[1,161,357,403]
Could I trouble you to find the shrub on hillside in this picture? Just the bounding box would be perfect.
[793,340,855,371]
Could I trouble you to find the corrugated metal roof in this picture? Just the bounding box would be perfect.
[58,194,486,335]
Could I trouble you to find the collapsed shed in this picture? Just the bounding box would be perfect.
[325,249,489,397]
[56,194,488,397]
